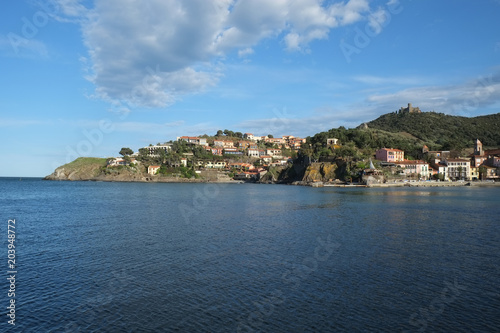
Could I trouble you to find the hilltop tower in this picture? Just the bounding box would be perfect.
[398,103,421,114]
[474,139,483,156]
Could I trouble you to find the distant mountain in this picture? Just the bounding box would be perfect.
[363,111,500,150]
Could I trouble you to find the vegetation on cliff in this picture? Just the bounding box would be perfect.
[366,111,500,149]
[44,157,107,180]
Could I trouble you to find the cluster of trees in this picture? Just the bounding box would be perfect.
[213,129,273,139]
[214,129,244,138]
[297,126,425,163]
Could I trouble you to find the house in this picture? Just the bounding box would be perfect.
[229,163,254,171]
[148,165,161,175]
[214,140,234,148]
[486,155,500,168]
[445,158,471,180]
[270,159,289,167]
[483,165,500,180]
[470,166,480,180]
[327,138,338,145]
[265,137,285,145]
[243,133,256,141]
[209,147,224,156]
[430,160,448,180]
[260,155,273,163]
[180,158,187,167]
[266,149,282,158]
[422,145,451,159]
[233,172,259,181]
[247,148,261,158]
[237,141,252,149]
[376,148,404,162]
[205,161,227,169]
[177,136,208,146]
[143,144,172,156]
[107,157,136,167]
[223,148,243,155]
[289,138,305,150]
[394,160,430,179]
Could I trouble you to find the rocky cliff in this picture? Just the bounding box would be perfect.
[302,162,338,182]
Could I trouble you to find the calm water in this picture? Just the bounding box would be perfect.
[0,178,499,332]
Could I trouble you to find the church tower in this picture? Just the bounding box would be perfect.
[474,139,483,156]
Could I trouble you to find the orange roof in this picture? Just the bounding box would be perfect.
[447,158,470,162]
[395,160,427,165]
[379,148,404,152]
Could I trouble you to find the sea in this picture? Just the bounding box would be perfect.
[0,177,499,332]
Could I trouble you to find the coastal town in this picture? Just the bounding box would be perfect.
[107,133,306,181]
[106,126,500,185]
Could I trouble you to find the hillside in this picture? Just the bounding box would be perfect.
[44,157,107,180]
[364,111,500,150]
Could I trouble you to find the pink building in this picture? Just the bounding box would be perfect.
[395,160,430,179]
[375,148,404,162]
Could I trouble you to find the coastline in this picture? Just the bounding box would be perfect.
[44,176,245,184]
[42,176,500,188]
[321,181,500,188]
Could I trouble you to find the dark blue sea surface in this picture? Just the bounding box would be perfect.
[0,178,499,332]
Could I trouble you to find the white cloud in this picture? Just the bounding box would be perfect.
[353,75,425,86]
[56,0,388,108]
[238,48,254,58]
[164,120,185,128]
[236,105,378,137]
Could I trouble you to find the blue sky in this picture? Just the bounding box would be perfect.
[1,0,500,177]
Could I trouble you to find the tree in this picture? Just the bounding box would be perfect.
[119,147,134,156]
[216,130,223,136]
[478,165,487,181]
[223,129,234,137]
[137,148,149,162]
[457,166,463,180]
[268,134,274,138]
[155,148,167,165]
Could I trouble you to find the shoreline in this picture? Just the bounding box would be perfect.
[41,177,500,188]
[322,181,500,188]
[44,177,245,184]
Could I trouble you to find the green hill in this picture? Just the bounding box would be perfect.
[364,111,500,150]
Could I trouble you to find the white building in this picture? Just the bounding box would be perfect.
[445,158,471,180]
[143,144,172,156]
